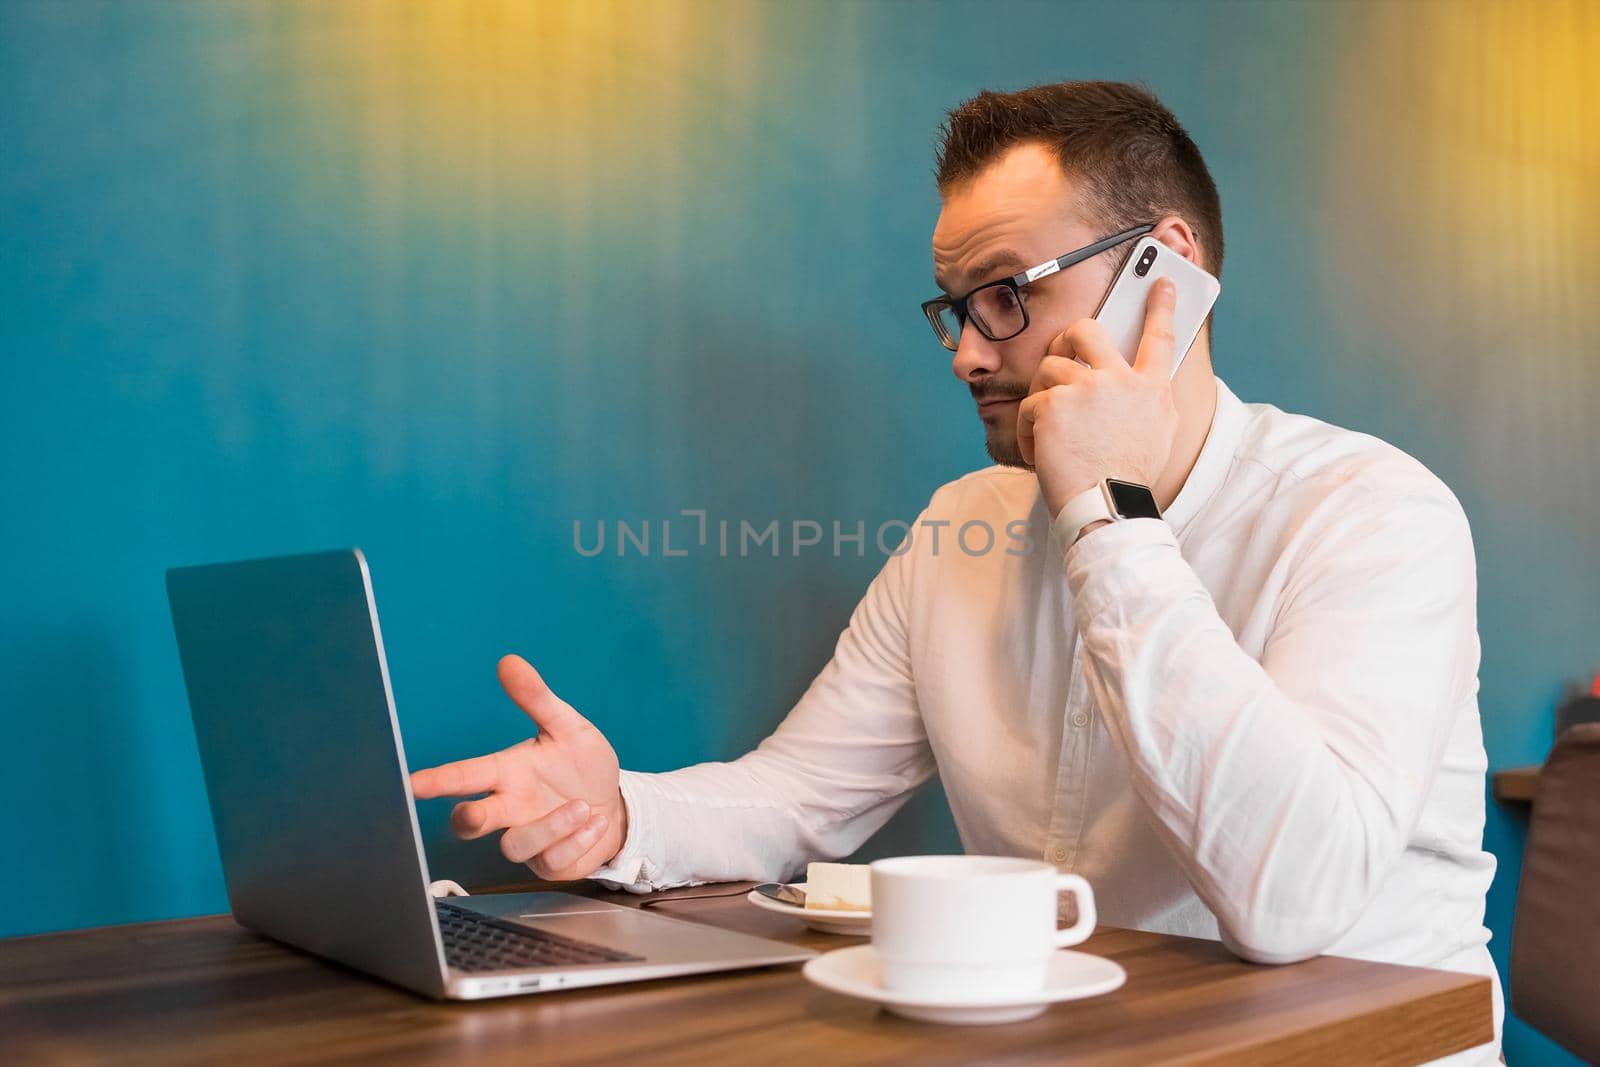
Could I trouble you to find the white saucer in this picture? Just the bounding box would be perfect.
[802,944,1126,1025]
[745,883,871,935]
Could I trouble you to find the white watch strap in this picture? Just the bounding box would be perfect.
[1058,483,1114,543]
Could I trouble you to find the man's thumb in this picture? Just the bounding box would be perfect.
[498,654,588,737]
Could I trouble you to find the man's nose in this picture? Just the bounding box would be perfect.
[951,322,1003,382]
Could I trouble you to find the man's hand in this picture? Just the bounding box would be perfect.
[1017,277,1181,518]
[410,655,626,881]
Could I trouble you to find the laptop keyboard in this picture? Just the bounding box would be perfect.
[436,900,645,973]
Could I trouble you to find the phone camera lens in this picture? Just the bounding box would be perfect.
[1134,247,1156,278]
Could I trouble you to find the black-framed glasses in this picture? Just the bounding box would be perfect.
[920,223,1156,351]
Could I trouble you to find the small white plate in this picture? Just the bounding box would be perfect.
[802,943,1126,1025]
[745,882,871,935]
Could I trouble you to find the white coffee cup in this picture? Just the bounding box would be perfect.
[869,855,1096,999]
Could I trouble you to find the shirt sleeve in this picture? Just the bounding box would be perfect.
[585,518,937,892]
[1059,481,1480,963]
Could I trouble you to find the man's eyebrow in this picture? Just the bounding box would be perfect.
[934,250,1030,295]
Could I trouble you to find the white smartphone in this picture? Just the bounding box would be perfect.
[1092,236,1220,377]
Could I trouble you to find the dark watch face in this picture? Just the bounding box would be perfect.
[1106,478,1161,520]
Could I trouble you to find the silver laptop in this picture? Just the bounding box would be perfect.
[166,548,814,999]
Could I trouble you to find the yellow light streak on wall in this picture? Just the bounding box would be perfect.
[1327,0,1599,528]
[271,0,767,220]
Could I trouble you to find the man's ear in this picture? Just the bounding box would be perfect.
[1150,216,1202,265]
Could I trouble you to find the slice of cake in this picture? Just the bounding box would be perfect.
[804,862,872,912]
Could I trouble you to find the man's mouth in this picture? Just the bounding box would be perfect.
[974,393,1025,412]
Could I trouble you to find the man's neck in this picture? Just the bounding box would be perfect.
[1151,357,1219,512]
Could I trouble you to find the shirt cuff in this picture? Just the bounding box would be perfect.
[582,772,659,894]
[1057,513,1184,621]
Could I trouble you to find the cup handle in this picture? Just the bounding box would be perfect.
[1053,873,1097,948]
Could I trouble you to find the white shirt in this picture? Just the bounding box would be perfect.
[589,379,1501,1061]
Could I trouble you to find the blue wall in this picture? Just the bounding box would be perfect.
[3,2,1594,1062]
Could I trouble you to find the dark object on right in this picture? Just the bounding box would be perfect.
[1509,722,1600,1064]
[1554,675,1600,736]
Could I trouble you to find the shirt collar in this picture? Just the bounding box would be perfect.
[1161,377,1246,535]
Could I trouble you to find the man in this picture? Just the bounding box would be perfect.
[413,82,1499,1059]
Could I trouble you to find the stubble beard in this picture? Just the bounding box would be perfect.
[984,424,1028,469]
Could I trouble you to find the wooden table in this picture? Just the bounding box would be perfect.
[1491,764,1542,805]
[0,880,1493,1065]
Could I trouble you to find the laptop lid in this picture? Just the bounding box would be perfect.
[166,548,448,996]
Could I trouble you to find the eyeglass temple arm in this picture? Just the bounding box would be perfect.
[1009,223,1158,286]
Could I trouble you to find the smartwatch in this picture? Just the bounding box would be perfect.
[1058,478,1162,544]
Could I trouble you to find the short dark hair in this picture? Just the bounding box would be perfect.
[935,81,1224,278]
